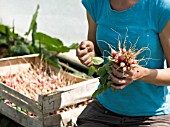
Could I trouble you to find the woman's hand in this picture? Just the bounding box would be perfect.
[76,40,95,67]
[110,63,147,90]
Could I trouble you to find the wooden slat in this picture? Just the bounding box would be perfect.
[0,102,86,127]
[43,114,61,127]
[0,101,86,127]
[0,54,39,62]
[0,83,41,109]
[0,90,42,117]
[50,78,98,92]
[42,78,99,114]
[0,63,32,76]
[0,54,39,75]
[0,102,43,127]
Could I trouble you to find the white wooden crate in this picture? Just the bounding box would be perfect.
[0,54,99,127]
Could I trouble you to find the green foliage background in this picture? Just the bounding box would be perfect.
[0,4,78,69]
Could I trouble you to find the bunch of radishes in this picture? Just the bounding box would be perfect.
[110,47,139,71]
[89,40,149,98]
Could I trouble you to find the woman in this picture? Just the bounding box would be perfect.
[76,0,170,126]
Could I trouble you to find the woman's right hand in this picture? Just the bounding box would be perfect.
[76,40,95,67]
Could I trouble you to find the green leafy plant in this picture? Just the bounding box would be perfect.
[0,4,79,69]
[24,4,79,69]
[0,23,31,57]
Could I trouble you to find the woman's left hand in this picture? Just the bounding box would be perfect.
[110,64,146,90]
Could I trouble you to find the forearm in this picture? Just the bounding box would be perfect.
[87,31,101,56]
[86,11,102,57]
[140,67,170,86]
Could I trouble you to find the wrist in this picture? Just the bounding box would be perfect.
[139,67,151,82]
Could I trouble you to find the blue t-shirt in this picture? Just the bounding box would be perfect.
[82,0,170,116]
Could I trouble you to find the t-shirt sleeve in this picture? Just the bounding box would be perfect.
[81,0,98,23]
[155,0,170,33]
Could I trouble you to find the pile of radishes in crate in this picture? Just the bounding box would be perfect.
[1,63,76,101]
[0,56,92,119]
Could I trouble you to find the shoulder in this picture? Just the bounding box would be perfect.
[81,0,105,22]
[81,0,104,9]
[82,0,105,7]
[81,0,103,5]
[153,0,170,33]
